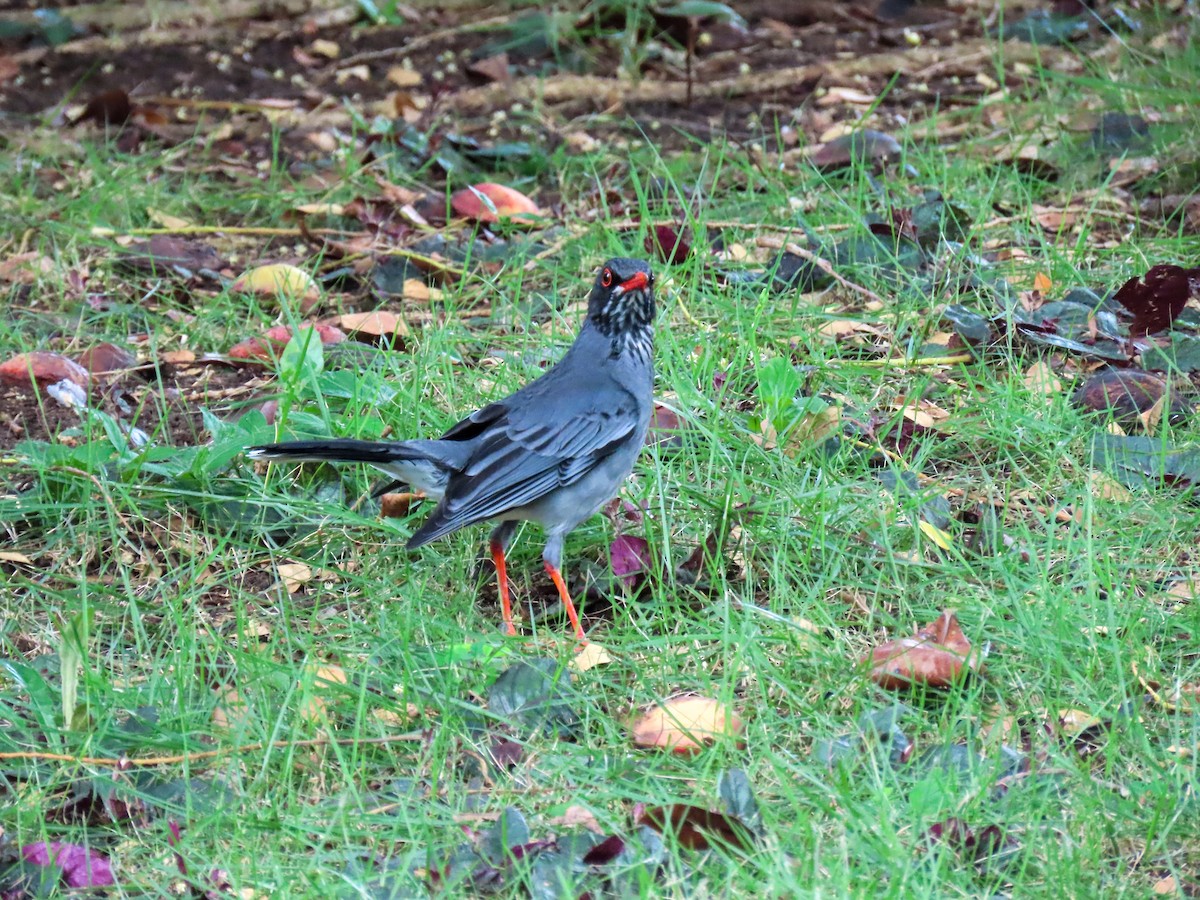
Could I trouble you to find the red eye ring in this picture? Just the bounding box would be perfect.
[601,268,614,288]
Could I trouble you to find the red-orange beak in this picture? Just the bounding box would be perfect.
[619,271,650,292]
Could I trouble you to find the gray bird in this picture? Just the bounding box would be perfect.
[248,258,656,642]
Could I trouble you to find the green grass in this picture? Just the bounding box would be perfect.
[3,7,1200,898]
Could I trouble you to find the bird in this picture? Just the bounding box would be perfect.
[248,257,656,643]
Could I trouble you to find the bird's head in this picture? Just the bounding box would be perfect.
[587,257,656,341]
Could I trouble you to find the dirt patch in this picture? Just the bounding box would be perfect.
[0,363,272,452]
[2,1,984,144]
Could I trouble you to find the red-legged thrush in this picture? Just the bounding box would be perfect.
[248,258,656,642]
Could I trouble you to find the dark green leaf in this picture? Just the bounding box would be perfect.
[481,807,531,865]
[717,769,761,832]
[487,659,579,736]
[1088,434,1200,492]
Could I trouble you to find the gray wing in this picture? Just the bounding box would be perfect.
[407,381,642,547]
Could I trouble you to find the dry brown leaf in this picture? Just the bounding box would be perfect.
[78,342,137,376]
[1087,471,1134,502]
[1023,361,1063,396]
[636,804,755,852]
[1152,876,1178,895]
[0,251,55,284]
[817,86,877,106]
[310,39,341,59]
[146,207,192,230]
[385,66,422,88]
[228,324,347,361]
[278,562,313,594]
[864,610,980,690]
[401,278,444,302]
[570,642,613,672]
[547,805,604,834]
[631,695,744,755]
[467,53,510,83]
[212,686,252,732]
[380,492,421,518]
[298,664,349,724]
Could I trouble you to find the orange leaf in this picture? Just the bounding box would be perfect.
[0,352,90,389]
[864,610,980,690]
[631,695,743,755]
[450,183,542,226]
[228,324,346,361]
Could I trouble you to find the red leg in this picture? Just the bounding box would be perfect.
[490,539,518,636]
[544,560,587,644]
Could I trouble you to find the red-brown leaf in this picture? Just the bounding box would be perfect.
[864,610,980,690]
[0,352,90,389]
[1114,264,1200,336]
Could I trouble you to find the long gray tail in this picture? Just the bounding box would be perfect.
[247,439,454,499]
[248,439,421,466]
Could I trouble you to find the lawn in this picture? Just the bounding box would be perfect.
[1,0,1199,897]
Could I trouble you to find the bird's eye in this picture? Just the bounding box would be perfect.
[601,268,614,288]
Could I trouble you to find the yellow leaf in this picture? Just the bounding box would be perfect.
[233,263,321,310]
[571,642,613,672]
[146,207,192,230]
[918,520,954,550]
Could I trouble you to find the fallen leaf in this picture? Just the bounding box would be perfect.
[610,534,652,588]
[631,695,743,755]
[298,663,349,724]
[228,323,346,361]
[380,492,422,518]
[637,804,755,852]
[21,842,114,888]
[78,342,137,375]
[211,686,252,731]
[644,224,691,265]
[0,351,90,389]
[278,562,312,594]
[146,207,193,230]
[385,66,422,88]
[1023,361,1063,396]
[337,310,409,346]
[450,183,542,225]
[67,88,132,127]
[1114,264,1200,336]
[1153,876,1178,896]
[570,642,613,672]
[547,805,604,833]
[0,251,55,284]
[864,610,981,690]
[467,53,510,83]
[233,263,322,313]
[401,278,443,302]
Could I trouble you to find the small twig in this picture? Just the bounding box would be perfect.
[0,733,427,769]
[334,13,517,70]
[836,354,974,369]
[91,225,341,238]
[756,237,889,307]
